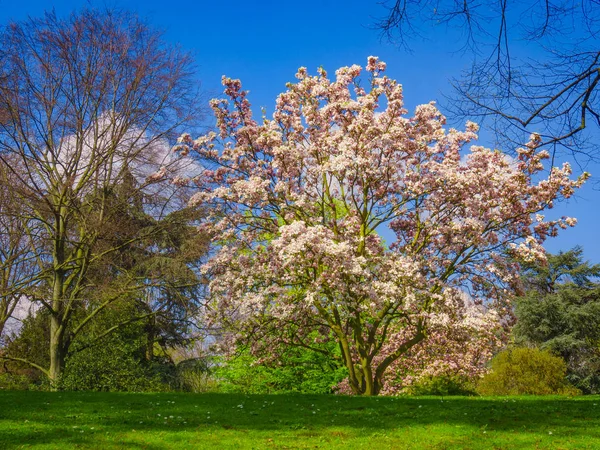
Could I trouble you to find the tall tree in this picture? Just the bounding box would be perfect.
[514,247,600,393]
[181,57,586,395]
[376,1,600,160]
[0,8,202,385]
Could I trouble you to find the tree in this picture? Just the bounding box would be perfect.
[0,8,202,385]
[0,157,40,343]
[180,57,586,395]
[2,298,175,391]
[1,309,50,388]
[376,1,600,160]
[513,247,600,393]
[68,176,209,363]
[1,198,209,391]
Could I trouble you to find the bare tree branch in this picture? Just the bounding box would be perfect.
[375,0,600,162]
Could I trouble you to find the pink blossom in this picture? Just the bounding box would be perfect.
[182,58,586,395]
[146,166,167,182]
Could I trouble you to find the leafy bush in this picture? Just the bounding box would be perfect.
[407,375,477,396]
[213,353,276,394]
[477,347,580,396]
[214,346,347,394]
[60,321,175,392]
[5,301,179,392]
[176,369,218,393]
[174,358,219,393]
[0,373,38,391]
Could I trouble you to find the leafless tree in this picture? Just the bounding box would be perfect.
[0,8,204,385]
[376,0,600,164]
[0,158,41,344]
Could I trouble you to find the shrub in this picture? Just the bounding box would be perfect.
[176,369,218,393]
[477,347,580,396]
[214,346,347,394]
[60,328,174,392]
[0,373,37,391]
[3,303,177,392]
[407,375,477,396]
[213,353,275,394]
[174,358,219,393]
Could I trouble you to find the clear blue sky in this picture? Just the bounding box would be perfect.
[1,0,598,263]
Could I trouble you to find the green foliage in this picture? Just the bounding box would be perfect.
[215,345,347,394]
[175,366,219,393]
[59,299,179,392]
[477,347,579,396]
[213,353,278,394]
[4,302,177,392]
[1,311,50,388]
[0,373,36,391]
[514,247,600,393]
[4,310,50,370]
[406,375,477,396]
[59,322,173,392]
[171,356,219,393]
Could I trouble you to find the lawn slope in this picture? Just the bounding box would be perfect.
[1,391,599,449]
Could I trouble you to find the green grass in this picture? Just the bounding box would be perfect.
[1,391,599,449]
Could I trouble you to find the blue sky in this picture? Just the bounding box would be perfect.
[1,0,598,263]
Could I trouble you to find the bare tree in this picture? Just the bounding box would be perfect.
[376,0,600,163]
[0,8,204,385]
[0,158,41,343]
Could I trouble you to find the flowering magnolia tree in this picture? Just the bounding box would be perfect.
[178,57,587,395]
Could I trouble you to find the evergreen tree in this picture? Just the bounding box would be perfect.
[514,247,600,393]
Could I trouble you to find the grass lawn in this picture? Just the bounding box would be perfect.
[1,391,599,449]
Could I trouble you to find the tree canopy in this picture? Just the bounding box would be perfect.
[180,57,586,395]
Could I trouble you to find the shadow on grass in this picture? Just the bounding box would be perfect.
[1,391,599,448]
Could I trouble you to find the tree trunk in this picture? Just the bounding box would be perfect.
[339,347,380,396]
[340,326,427,396]
[48,202,68,389]
[49,315,66,389]
[360,355,377,395]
